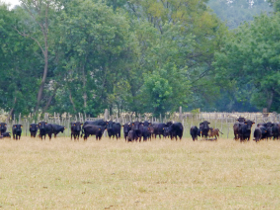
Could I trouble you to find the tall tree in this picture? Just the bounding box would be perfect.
[51,0,136,115]
[16,0,61,114]
[0,3,40,117]
[214,13,280,111]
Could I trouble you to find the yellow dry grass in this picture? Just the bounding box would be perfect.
[1,137,280,209]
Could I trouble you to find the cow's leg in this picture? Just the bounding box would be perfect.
[48,133,52,141]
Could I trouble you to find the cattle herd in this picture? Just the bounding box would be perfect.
[0,122,65,140]
[0,117,279,143]
[233,117,280,142]
[190,117,280,142]
[0,120,184,142]
[80,120,184,141]
[190,121,223,141]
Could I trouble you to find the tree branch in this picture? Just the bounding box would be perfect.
[14,27,45,56]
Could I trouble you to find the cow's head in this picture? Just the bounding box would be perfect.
[166,121,173,127]
[132,121,142,131]
[237,117,246,123]
[123,123,131,133]
[107,121,115,130]
[199,121,210,130]
[163,126,170,137]
[244,120,255,130]
[13,124,22,132]
[30,123,38,131]
[72,122,82,132]
[0,123,7,131]
[38,122,47,130]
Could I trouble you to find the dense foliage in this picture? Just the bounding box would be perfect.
[214,13,280,112]
[0,0,277,117]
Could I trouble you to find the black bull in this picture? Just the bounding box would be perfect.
[199,121,210,138]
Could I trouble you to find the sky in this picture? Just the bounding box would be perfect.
[3,0,20,7]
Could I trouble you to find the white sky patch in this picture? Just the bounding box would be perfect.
[2,0,20,7]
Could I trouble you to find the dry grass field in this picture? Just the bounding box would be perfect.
[1,136,280,209]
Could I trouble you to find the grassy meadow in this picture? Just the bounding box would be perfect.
[1,136,280,209]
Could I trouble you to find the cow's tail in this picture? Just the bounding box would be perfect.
[219,130,224,134]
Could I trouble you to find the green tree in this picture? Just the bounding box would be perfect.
[0,3,40,118]
[16,0,62,114]
[214,13,280,111]
[123,0,226,114]
[52,0,136,115]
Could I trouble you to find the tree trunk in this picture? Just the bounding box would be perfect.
[7,96,17,122]
[69,91,77,112]
[35,51,48,113]
[267,90,274,112]
[81,60,87,108]
[42,86,58,113]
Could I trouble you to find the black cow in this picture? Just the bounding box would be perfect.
[0,123,7,135]
[83,124,104,141]
[131,121,143,142]
[257,122,273,140]
[140,124,150,141]
[71,122,83,140]
[238,120,255,141]
[51,124,65,138]
[166,121,184,140]
[265,126,273,140]
[107,121,121,139]
[2,132,11,138]
[152,123,166,139]
[272,123,280,140]
[123,123,131,141]
[12,124,22,140]
[163,126,171,138]
[29,123,38,138]
[199,121,210,138]
[148,125,154,140]
[38,121,49,140]
[253,127,262,142]
[190,126,200,141]
[258,126,268,140]
[84,119,107,126]
[127,130,136,142]
[233,117,246,140]
[82,119,107,137]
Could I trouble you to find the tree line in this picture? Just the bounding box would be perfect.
[0,0,278,119]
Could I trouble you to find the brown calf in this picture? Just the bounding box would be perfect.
[208,128,223,140]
